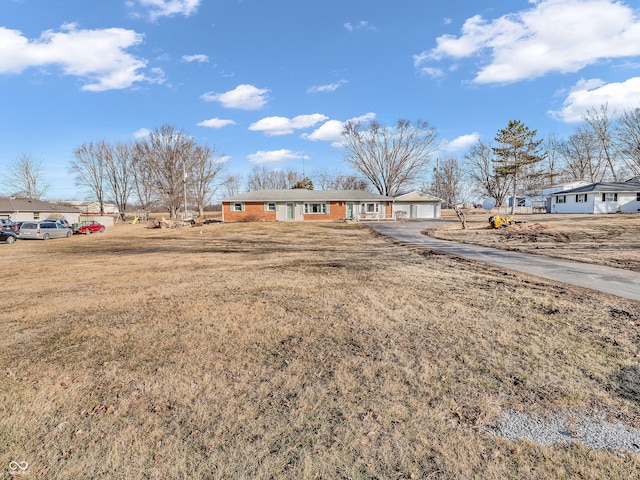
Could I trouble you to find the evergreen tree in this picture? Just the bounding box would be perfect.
[493,120,545,214]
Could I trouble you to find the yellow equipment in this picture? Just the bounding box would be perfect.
[488,215,514,229]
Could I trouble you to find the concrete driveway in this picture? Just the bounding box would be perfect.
[366,220,640,303]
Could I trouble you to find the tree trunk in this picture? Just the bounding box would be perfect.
[511,171,518,215]
[453,206,467,230]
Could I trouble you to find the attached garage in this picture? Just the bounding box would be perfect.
[392,191,441,219]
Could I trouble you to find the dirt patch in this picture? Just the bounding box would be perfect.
[429,213,640,272]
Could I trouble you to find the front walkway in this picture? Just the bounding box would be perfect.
[366,220,640,303]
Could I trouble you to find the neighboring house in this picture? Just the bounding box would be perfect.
[549,182,640,214]
[509,181,591,210]
[63,200,120,215]
[221,189,393,222]
[541,181,591,211]
[392,191,441,219]
[0,197,82,223]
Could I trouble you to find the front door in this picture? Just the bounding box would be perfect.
[346,202,353,219]
[286,203,294,220]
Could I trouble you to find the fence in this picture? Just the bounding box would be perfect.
[78,215,117,227]
[353,212,398,222]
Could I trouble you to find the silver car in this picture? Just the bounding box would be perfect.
[19,221,73,240]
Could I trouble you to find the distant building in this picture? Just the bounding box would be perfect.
[63,200,120,215]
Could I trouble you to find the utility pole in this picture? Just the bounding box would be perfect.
[183,163,188,220]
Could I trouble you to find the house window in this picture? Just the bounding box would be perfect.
[637,193,640,201]
[556,196,566,204]
[602,193,618,202]
[264,202,276,212]
[231,203,244,212]
[304,203,327,214]
[576,194,587,203]
[362,203,379,213]
[34,212,40,220]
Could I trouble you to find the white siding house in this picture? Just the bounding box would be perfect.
[549,182,640,214]
[392,191,441,219]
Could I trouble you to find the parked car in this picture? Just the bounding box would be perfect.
[44,218,71,228]
[2,221,22,233]
[0,230,17,244]
[75,221,105,235]
[19,221,73,240]
[0,219,12,229]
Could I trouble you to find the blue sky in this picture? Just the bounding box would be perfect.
[2,0,640,200]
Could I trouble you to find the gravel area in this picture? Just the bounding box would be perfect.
[486,410,640,454]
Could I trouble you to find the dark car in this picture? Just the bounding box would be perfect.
[2,221,22,232]
[0,219,12,229]
[75,221,105,235]
[0,230,17,244]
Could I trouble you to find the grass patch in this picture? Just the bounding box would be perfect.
[1,221,640,478]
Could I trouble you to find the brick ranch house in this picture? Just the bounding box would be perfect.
[221,190,395,222]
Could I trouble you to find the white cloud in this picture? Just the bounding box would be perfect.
[133,128,151,138]
[549,77,640,123]
[182,54,208,63]
[305,112,376,146]
[197,118,236,128]
[200,84,269,110]
[415,0,640,84]
[417,66,445,80]
[307,80,347,94]
[0,25,150,91]
[247,149,310,165]
[304,120,345,144]
[130,0,201,21]
[344,21,377,32]
[249,114,329,136]
[441,132,481,152]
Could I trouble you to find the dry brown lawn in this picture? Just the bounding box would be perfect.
[1,220,640,479]
[431,211,640,272]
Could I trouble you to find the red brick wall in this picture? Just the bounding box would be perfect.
[223,200,391,222]
[223,202,276,222]
[301,201,346,221]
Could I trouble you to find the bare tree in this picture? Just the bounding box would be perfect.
[312,170,370,191]
[104,142,134,221]
[71,141,107,214]
[427,156,470,229]
[220,173,243,197]
[616,107,640,178]
[2,153,49,199]
[493,120,545,215]
[341,119,439,196]
[247,166,304,191]
[557,128,607,182]
[131,153,156,220]
[583,104,619,181]
[187,144,225,217]
[135,124,198,220]
[541,133,565,185]
[465,140,510,207]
